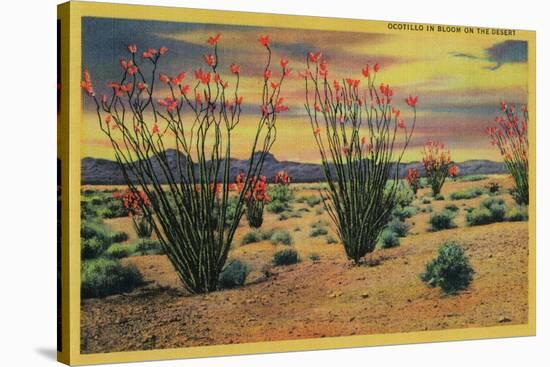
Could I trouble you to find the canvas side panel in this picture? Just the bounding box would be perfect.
[57,2,72,365]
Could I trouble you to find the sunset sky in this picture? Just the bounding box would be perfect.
[81,17,529,163]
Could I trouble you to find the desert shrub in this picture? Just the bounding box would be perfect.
[81,258,143,299]
[433,194,445,201]
[444,204,459,212]
[421,242,474,294]
[260,229,275,240]
[326,234,337,244]
[111,231,129,243]
[278,213,289,221]
[298,207,310,212]
[393,205,417,220]
[387,218,409,237]
[310,227,328,237]
[480,197,504,209]
[217,260,249,289]
[487,202,506,222]
[103,200,128,218]
[241,230,263,245]
[81,221,108,240]
[315,207,325,215]
[422,197,431,204]
[266,199,288,214]
[457,174,486,182]
[429,210,456,231]
[391,183,415,208]
[272,248,299,266]
[81,238,110,259]
[269,184,294,203]
[485,181,501,194]
[466,197,507,225]
[270,229,293,246]
[306,195,322,207]
[466,207,493,225]
[105,243,137,259]
[379,230,400,248]
[449,187,485,200]
[134,239,164,255]
[505,205,528,222]
[90,197,104,206]
[309,253,320,261]
[289,211,302,218]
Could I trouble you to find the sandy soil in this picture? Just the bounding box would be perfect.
[81,175,529,353]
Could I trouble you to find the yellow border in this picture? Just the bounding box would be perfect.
[59,1,536,365]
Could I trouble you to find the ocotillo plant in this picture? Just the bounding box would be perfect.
[303,56,417,264]
[236,172,270,228]
[421,140,453,196]
[82,34,290,293]
[114,189,153,238]
[406,168,421,195]
[274,170,291,185]
[485,102,529,204]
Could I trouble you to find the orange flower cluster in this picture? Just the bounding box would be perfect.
[233,172,269,203]
[80,69,94,96]
[274,170,291,185]
[113,189,151,216]
[449,165,459,178]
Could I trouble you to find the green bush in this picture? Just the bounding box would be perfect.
[390,183,415,207]
[429,210,456,231]
[449,187,485,200]
[111,231,129,243]
[268,184,294,203]
[306,195,322,207]
[422,197,431,204]
[309,253,320,261]
[326,234,337,244]
[505,205,528,222]
[105,243,137,259]
[485,181,501,193]
[387,218,409,237]
[466,207,493,225]
[433,194,445,201]
[81,258,143,299]
[273,248,299,266]
[393,205,417,220]
[134,239,164,255]
[217,260,249,289]
[81,238,110,259]
[457,174,486,182]
[81,221,109,241]
[481,197,504,208]
[379,230,400,248]
[310,227,328,237]
[421,242,474,294]
[266,199,288,214]
[241,230,263,245]
[466,198,508,226]
[103,200,128,218]
[444,204,459,212]
[270,229,293,246]
[278,213,289,221]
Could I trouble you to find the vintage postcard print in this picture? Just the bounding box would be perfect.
[57,1,536,365]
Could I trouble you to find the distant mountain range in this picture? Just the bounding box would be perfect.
[81,149,507,185]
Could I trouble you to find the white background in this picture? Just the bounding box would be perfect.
[0,0,548,366]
